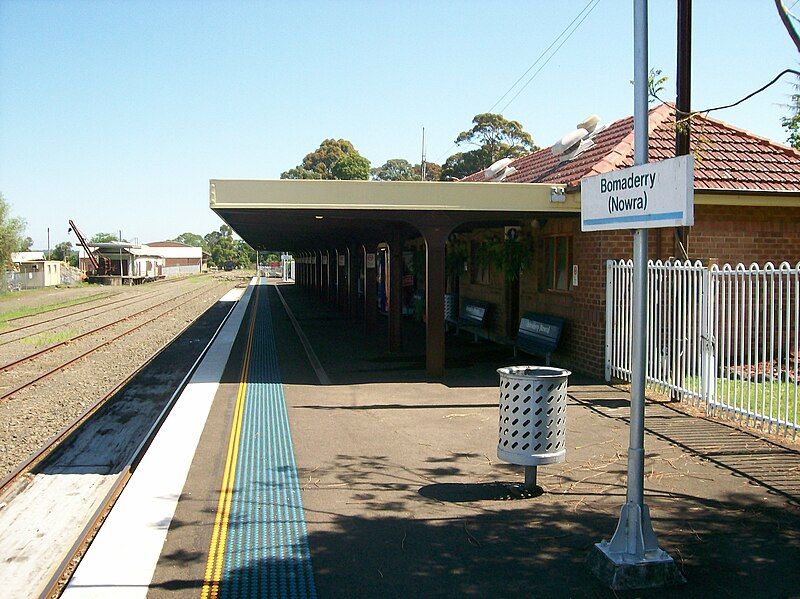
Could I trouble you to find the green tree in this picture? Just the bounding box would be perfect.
[372,159,416,181]
[235,240,256,268]
[453,113,537,165]
[210,235,237,269]
[332,153,370,180]
[279,167,323,180]
[782,75,800,149]
[52,241,72,262]
[18,236,33,251]
[440,149,491,180]
[281,139,369,180]
[372,159,443,181]
[414,161,441,182]
[0,193,26,269]
[91,232,123,243]
[172,232,208,251]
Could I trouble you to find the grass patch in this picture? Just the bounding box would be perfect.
[0,292,111,324]
[21,329,77,348]
[685,376,799,427]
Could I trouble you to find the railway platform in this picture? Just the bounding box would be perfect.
[12,278,800,597]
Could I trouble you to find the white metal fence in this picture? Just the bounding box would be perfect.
[606,260,799,438]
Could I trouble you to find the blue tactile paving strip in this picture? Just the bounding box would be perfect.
[203,280,316,599]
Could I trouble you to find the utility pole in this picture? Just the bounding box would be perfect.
[421,127,427,181]
[674,0,691,260]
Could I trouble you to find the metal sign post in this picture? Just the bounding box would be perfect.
[587,0,685,590]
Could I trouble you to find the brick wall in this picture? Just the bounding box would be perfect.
[517,204,800,378]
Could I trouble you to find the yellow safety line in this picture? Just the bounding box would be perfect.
[201,285,259,599]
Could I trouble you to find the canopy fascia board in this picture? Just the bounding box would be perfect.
[210,179,578,213]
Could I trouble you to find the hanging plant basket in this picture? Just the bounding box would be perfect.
[475,234,534,283]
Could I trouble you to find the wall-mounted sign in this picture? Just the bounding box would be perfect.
[581,154,694,231]
[338,254,345,267]
[322,255,328,265]
[366,253,376,269]
[572,264,578,287]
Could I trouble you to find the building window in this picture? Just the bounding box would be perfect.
[545,235,572,291]
[469,240,491,285]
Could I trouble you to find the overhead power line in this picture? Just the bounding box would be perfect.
[435,0,603,164]
[654,68,800,120]
[487,0,599,114]
[498,0,602,114]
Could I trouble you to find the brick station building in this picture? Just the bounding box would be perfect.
[456,103,800,376]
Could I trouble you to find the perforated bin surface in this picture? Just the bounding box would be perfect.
[497,366,571,466]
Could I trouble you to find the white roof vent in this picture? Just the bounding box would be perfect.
[551,115,606,163]
[551,128,588,157]
[483,157,516,182]
[577,114,600,134]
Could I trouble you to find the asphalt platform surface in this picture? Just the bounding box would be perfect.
[150,282,800,598]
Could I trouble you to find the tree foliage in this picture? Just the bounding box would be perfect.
[415,161,441,182]
[52,241,78,266]
[199,224,255,269]
[0,193,26,269]
[331,152,370,180]
[454,113,537,164]
[372,159,443,181]
[441,149,491,181]
[19,236,33,252]
[782,75,800,149]
[90,232,123,243]
[172,232,208,251]
[281,139,370,180]
[372,158,416,181]
[235,240,256,267]
[210,236,237,269]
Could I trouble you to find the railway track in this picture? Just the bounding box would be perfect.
[0,283,213,369]
[31,288,243,599]
[1,291,115,325]
[0,280,229,402]
[0,284,188,347]
[0,275,200,338]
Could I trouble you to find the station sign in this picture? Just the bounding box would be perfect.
[581,154,694,231]
[338,254,346,267]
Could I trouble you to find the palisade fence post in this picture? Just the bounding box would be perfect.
[605,260,614,382]
[700,266,712,411]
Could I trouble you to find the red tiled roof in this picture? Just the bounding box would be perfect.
[463,103,800,193]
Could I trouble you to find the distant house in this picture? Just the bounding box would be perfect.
[78,240,206,281]
[13,260,62,289]
[146,241,207,274]
[11,251,46,263]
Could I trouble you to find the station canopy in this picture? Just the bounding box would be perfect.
[209,179,578,250]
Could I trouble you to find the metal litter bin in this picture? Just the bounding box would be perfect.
[497,365,571,490]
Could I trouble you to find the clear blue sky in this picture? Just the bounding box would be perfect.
[1,0,797,249]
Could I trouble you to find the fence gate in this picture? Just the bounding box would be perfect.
[606,260,799,438]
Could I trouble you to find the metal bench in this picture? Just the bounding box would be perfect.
[451,298,491,342]
[514,312,565,366]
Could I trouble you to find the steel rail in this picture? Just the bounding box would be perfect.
[0,275,202,335]
[35,286,243,599]
[0,284,185,347]
[0,282,234,494]
[1,292,116,326]
[0,281,228,402]
[0,284,208,371]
